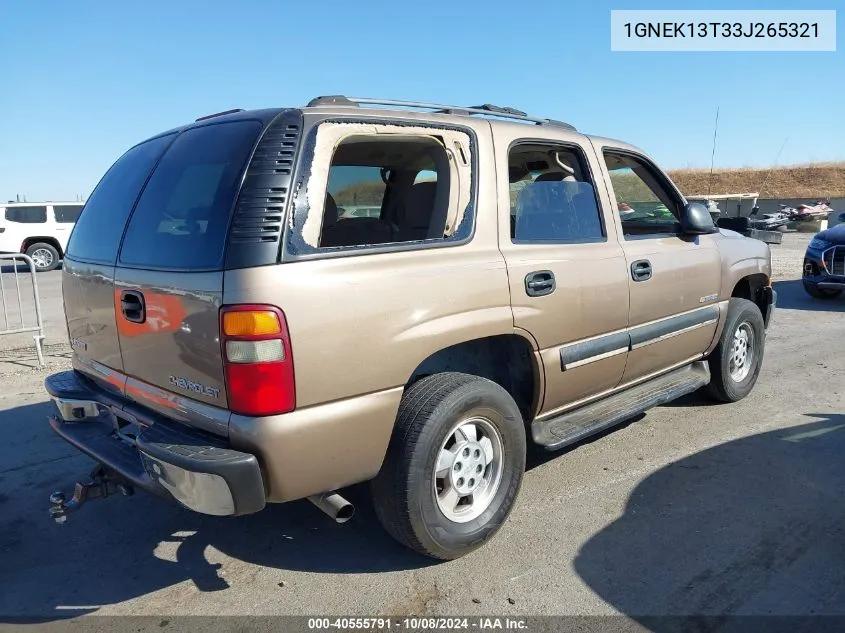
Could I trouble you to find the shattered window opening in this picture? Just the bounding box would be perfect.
[290,121,475,253]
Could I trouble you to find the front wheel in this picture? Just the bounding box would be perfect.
[371,373,526,560]
[704,298,766,403]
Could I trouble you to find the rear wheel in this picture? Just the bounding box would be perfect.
[704,298,765,403]
[371,373,526,560]
[25,242,59,272]
[803,281,842,299]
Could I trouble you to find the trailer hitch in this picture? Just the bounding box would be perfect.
[49,465,134,524]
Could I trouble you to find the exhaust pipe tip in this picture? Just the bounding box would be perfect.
[307,492,355,524]
[335,502,355,524]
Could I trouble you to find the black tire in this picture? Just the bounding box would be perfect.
[371,372,526,560]
[704,298,765,403]
[25,242,60,272]
[803,281,842,299]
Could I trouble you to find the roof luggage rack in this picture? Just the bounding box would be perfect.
[305,96,576,131]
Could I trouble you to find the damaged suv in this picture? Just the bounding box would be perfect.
[46,96,775,559]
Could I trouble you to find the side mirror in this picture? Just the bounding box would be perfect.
[680,202,717,235]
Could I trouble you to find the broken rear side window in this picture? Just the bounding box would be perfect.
[291,122,475,253]
[320,137,450,248]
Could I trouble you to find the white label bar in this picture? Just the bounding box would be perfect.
[611,10,836,51]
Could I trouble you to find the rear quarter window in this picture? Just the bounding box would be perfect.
[118,120,262,270]
[5,206,47,223]
[54,205,84,223]
[66,134,175,263]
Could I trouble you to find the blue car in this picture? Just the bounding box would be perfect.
[803,214,845,299]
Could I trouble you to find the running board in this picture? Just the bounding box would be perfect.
[532,361,710,450]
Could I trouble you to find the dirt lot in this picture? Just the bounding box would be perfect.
[2,233,844,626]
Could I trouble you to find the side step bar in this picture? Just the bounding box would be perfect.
[532,361,710,450]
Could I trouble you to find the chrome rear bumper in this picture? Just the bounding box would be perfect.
[46,371,266,517]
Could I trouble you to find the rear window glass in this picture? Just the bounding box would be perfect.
[329,166,386,222]
[5,206,47,223]
[66,134,175,263]
[54,205,84,223]
[118,120,262,270]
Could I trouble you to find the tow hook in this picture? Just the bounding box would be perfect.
[49,465,134,524]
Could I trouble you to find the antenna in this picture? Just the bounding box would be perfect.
[757,137,788,199]
[707,106,719,199]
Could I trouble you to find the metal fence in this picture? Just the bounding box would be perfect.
[0,253,45,366]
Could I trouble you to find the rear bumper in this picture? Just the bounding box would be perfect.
[45,371,265,516]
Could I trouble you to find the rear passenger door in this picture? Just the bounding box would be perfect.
[496,130,630,417]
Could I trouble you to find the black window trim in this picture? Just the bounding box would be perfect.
[282,116,480,262]
[507,138,608,245]
[601,147,687,241]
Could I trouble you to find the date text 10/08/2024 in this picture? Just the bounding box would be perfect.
[307,617,529,630]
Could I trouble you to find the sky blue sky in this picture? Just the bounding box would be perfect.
[1,0,842,201]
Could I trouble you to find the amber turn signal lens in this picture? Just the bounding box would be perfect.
[222,310,281,336]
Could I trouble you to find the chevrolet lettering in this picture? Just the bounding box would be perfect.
[169,376,220,399]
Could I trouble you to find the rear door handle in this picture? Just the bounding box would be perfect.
[631,259,652,282]
[525,270,556,297]
[120,290,146,323]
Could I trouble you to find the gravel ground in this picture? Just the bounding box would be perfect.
[769,232,811,280]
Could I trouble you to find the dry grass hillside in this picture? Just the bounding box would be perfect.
[667,162,845,199]
[331,163,845,207]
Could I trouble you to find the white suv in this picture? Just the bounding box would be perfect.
[0,202,85,271]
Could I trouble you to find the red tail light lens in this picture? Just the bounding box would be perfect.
[220,304,295,416]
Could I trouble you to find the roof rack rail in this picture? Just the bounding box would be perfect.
[195,108,245,122]
[305,96,576,131]
[468,104,528,117]
[307,95,357,107]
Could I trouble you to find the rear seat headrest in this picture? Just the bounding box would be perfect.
[534,172,565,182]
[535,172,577,183]
[399,182,438,230]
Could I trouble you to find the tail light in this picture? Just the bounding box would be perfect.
[220,304,295,416]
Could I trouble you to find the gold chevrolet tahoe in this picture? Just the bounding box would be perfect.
[45,96,775,559]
